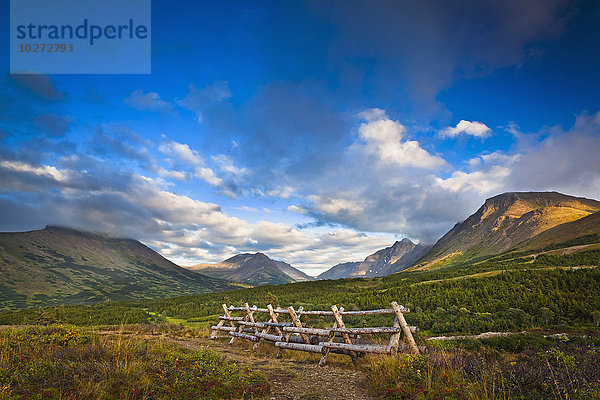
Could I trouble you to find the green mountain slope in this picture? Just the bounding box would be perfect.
[416,192,600,270]
[520,211,600,251]
[0,226,235,310]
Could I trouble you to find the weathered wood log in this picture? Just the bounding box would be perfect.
[228,306,269,313]
[341,307,409,315]
[391,301,419,355]
[228,331,259,342]
[212,326,255,333]
[210,303,230,339]
[283,327,330,336]
[328,326,419,334]
[227,306,410,315]
[331,305,358,366]
[275,342,324,353]
[320,342,390,354]
[237,321,267,328]
[254,332,284,342]
[211,325,237,332]
[289,306,310,344]
[219,316,245,321]
[263,322,293,327]
[267,304,282,335]
[330,327,399,334]
[255,332,307,344]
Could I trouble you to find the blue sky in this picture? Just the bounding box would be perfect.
[1,0,600,274]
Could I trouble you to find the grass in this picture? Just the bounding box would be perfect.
[0,325,269,399]
[367,335,600,400]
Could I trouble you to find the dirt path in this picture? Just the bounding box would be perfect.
[166,336,375,400]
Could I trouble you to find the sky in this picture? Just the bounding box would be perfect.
[1,0,600,275]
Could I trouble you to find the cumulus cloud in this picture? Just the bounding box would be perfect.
[440,120,491,138]
[436,166,512,194]
[0,157,397,273]
[504,111,600,198]
[124,90,172,112]
[159,139,204,166]
[194,167,223,187]
[353,109,446,169]
[211,154,248,179]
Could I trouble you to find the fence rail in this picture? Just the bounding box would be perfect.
[210,301,424,365]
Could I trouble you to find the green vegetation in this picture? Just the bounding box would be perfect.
[0,226,236,310]
[0,325,269,399]
[2,251,599,336]
[369,336,600,399]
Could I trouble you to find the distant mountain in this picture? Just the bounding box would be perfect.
[416,192,600,269]
[317,262,360,280]
[188,253,314,286]
[317,239,431,279]
[0,226,235,310]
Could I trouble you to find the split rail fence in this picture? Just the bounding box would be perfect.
[210,301,426,365]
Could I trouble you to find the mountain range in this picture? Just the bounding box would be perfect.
[0,226,235,310]
[187,253,314,286]
[1,191,599,310]
[415,191,600,270]
[317,239,431,279]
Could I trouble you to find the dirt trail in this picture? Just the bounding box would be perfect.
[166,336,375,400]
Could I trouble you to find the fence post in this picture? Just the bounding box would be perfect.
[391,302,419,354]
[331,305,358,366]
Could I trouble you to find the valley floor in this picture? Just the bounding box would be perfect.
[101,329,375,400]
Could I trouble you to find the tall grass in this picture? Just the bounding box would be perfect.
[367,340,600,400]
[0,325,269,399]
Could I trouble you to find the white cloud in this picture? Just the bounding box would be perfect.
[436,166,511,194]
[159,139,204,166]
[0,160,69,184]
[194,167,223,187]
[354,109,446,169]
[440,120,491,138]
[287,205,307,214]
[266,186,294,199]
[124,90,172,112]
[308,195,364,216]
[211,154,247,178]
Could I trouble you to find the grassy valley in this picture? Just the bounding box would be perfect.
[1,192,600,399]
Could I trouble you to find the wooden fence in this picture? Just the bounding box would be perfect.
[210,301,426,365]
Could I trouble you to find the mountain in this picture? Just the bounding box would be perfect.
[188,253,314,286]
[0,226,236,310]
[317,262,360,280]
[417,192,600,269]
[520,211,600,251]
[317,239,431,279]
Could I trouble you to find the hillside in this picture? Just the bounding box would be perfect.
[317,262,360,280]
[188,252,314,286]
[0,226,235,310]
[318,239,430,279]
[417,192,600,269]
[520,211,600,251]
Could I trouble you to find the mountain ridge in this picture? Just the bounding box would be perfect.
[317,238,431,279]
[187,252,314,286]
[0,226,235,310]
[416,191,600,269]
